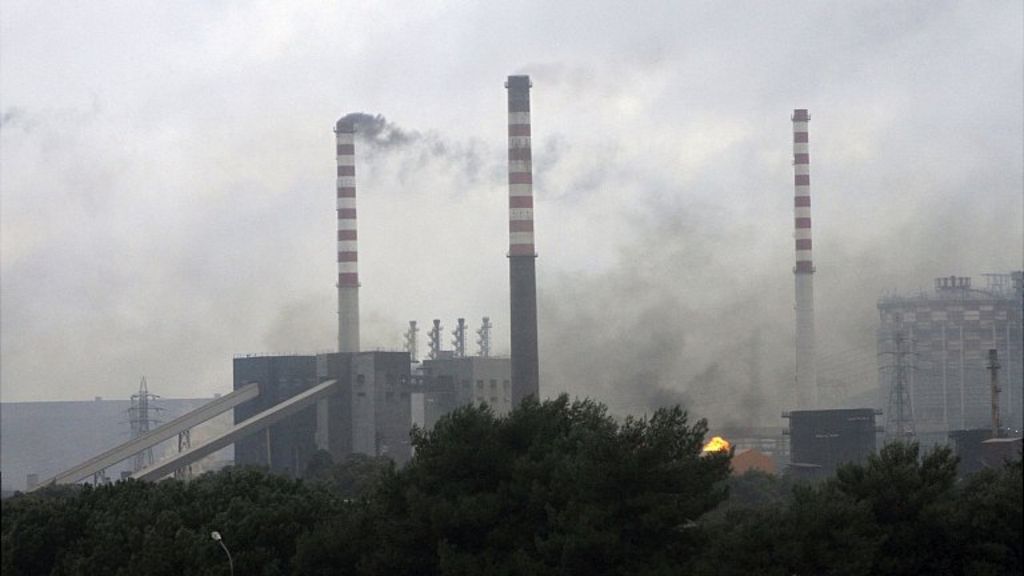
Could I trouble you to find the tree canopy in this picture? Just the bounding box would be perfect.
[2,468,341,576]
[694,442,1022,576]
[294,396,730,575]
[2,395,1020,576]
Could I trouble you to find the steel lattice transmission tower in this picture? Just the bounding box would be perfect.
[885,331,915,441]
[128,377,162,472]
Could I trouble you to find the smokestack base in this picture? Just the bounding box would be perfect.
[510,257,539,403]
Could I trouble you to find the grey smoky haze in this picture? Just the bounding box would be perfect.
[2,2,1021,428]
[338,113,416,149]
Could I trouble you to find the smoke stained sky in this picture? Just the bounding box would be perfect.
[2,2,1021,425]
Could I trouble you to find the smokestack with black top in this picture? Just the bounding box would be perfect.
[335,117,360,353]
[506,75,539,403]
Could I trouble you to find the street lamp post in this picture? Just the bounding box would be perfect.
[210,531,234,576]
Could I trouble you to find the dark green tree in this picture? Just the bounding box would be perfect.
[693,483,880,576]
[693,442,1022,576]
[2,468,341,576]
[705,469,795,521]
[304,450,394,500]
[1,485,87,575]
[294,395,731,576]
[949,458,1023,575]
[831,442,960,576]
[8,405,1019,576]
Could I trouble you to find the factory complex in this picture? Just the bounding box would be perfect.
[5,75,1021,494]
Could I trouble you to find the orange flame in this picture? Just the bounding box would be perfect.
[702,436,731,454]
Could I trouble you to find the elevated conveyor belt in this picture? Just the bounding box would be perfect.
[133,379,337,482]
[33,383,260,490]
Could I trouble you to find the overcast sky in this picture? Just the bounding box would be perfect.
[2,1,1021,425]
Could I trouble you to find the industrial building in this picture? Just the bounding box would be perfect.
[227,85,546,476]
[232,355,319,476]
[227,80,543,475]
[711,426,789,472]
[784,408,879,479]
[421,356,512,429]
[232,352,413,474]
[32,78,544,486]
[949,429,1023,477]
[343,352,412,463]
[877,272,1024,446]
[407,316,511,429]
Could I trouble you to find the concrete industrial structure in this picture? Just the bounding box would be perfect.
[784,408,879,479]
[792,109,819,409]
[30,386,255,489]
[35,352,414,486]
[335,117,360,354]
[232,352,413,473]
[877,272,1024,446]
[420,356,512,429]
[233,355,320,476]
[3,397,234,493]
[32,347,415,486]
[711,426,789,471]
[136,378,341,481]
[506,75,540,405]
[949,430,1023,477]
[331,351,412,463]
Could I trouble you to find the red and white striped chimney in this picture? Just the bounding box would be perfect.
[792,109,817,408]
[335,118,360,353]
[507,78,535,258]
[506,75,539,403]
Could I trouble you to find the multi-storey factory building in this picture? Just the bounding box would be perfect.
[233,351,413,475]
[420,356,512,429]
[233,355,320,476]
[877,272,1023,445]
[321,351,412,464]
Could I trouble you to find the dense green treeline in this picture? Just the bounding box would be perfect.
[697,443,1022,576]
[2,396,1021,575]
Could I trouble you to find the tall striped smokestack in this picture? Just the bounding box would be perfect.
[792,109,818,408]
[335,117,360,353]
[506,75,539,404]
